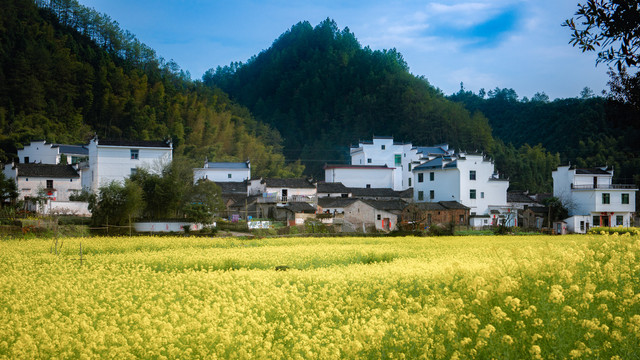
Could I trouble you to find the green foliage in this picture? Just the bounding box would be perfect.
[129,158,224,222]
[0,0,300,178]
[543,197,569,223]
[89,180,144,226]
[587,226,640,235]
[449,87,640,189]
[205,19,494,176]
[0,172,19,206]
[563,0,640,70]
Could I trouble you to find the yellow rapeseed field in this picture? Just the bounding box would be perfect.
[1,234,639,359]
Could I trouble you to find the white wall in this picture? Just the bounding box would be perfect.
[194,168,250,183]
[84,139,172,192]
[325,167,394,189]
[16,176,82,202]
[349,138,418,190]
[18,141,59,164]
[42,201,90,216]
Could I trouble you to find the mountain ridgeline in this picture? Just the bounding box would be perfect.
[0,0,303,178]
[204,20,495,175]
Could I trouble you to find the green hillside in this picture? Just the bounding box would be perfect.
[0,0,302,177]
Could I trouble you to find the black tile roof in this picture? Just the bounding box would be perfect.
[576,168,611,175]
[507,191,537,203]
[318,197,358,208]
[215,181,248,194]
[15,163,79,178]
[263,178,315,188]
[98,139,172,148]
[317,181,350,193]
[438,201,470,210]
[283,202,316,213]
[349,187,401,198]
[362,199,407,211]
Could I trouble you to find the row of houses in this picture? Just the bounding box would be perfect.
[2,136,637,233]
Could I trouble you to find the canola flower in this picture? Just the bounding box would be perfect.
[0,234,639,359]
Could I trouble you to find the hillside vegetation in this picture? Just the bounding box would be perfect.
[0,0,302,177]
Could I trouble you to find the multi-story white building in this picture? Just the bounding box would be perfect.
[193,161,250,183]
[412,153,510,227]
[18,140,88,165]
[327,136,454,191]
[81,137,173,192]
[324,164,395,189]
[553,165,637,233]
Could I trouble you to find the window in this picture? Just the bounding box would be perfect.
[228,173,232,179]
[470,170,476,180]
[470,189,477,199]
[481,192,485,199]
[418,191,424,201]
[430,172,434,181]
[366,184,371,188]
[408,178,412,187]
[46,180,53,189]
[381,145,385,150]
[429,190,434,200]
[616,215,623,226]
[367,158,372,163]
[395,154,401,166]
[418,173,424,183]
[130,149,139,160]
[427,214,432,225]
[131,168,137,176]
[377,214,381,220]
[459,215,465,224]
[408,163,411,171]
[602,193,610,204]
[622,193,630,204]
[593,215,600,227]
[580,221,585,232]
[24,156,29,163]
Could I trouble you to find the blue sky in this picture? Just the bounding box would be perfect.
[79,0,610,100]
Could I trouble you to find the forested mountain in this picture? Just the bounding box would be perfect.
[204,19,562,192]
[204,20,495,176]
[449,88,640,184]
[0,0,302,178]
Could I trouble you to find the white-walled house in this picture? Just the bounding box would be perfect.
[81,137,173,192]
[18,140,88,165]
[248,178,317,204]
[412,153,511,227]
[327,137,455,191]
[553,165,637,233]
[193,161,250,183]
[324,164,395,189]
[2,163,82,210]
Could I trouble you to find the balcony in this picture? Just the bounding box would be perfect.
[571,184,637,190]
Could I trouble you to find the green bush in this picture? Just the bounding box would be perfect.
[587,226,640,235]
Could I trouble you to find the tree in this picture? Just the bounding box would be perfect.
[563,0,640,70]
[183,179,224,224]
[543,197,570,227]
[0,172,18,206]
[564,1,640,109]
[89,180,144,226]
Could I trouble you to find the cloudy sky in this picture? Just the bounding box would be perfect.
[79,0,609,100]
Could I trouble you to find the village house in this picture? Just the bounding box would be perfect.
[316,181,352,198]
[344,199,407,232]
[506,191,547,229]
[412,153,511,228]
[2,162,88,214]
[326,137,455,191]
[193,160,250,183]
[81,137,173,192]
[553,165,637,233]
[401,201,470,230]
[17,140,88,165]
